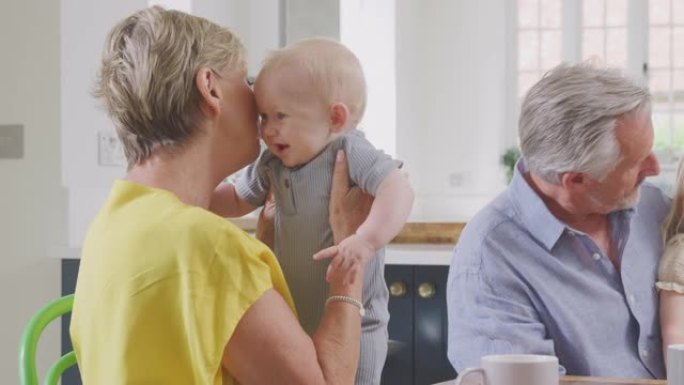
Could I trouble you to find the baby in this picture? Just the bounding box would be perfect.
[210,37,414,385]
[658,160,684,358]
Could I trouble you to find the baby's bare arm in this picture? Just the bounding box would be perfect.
[328,168,413,283]
[355,168,414,249]
[209,183,258,217]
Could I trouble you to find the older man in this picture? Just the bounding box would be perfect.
[447,63,666,379]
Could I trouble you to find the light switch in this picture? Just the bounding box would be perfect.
[0,125,24,159]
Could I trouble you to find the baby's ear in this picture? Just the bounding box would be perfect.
[329,103,349,134]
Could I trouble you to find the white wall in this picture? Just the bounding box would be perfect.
[341,0,397,156]
[286,0,340,43]
[62,0,515,244]
[0,0,66,382]
[396,0,510,221]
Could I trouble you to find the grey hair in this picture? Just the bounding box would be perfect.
[259,37,367,126]
[519,63,650,183]
[93,6,246,167]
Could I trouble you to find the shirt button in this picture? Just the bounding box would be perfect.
[641,350,649,358]
[592,253,601,261]
[283,179,290,188]
[629,294,636,303]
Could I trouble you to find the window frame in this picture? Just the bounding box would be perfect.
[509,0,683,176]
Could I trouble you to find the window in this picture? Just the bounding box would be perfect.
[517,0,563,98]
[582,0,628,67]
[649,0,684,162]
[515,0,684,167]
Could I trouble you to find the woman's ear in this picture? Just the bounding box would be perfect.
[329,103,349,134]
[196,68,221,117]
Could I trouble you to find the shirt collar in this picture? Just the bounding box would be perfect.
[508,159,566,250]
[508,159,637,251]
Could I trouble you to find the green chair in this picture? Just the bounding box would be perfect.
[19,294,77,385]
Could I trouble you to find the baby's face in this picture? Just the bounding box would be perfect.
[254,69,336,168]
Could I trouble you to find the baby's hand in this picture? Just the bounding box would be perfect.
[313,235,375,285]
[337,234,375,266]
[314,246,359,286]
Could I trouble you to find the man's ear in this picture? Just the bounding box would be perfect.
[195,68,221,117]
[559,171,587,192]
[329,103,349,134]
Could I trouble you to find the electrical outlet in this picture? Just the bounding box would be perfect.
[0,125,23,159]
[98,131,126,167]
[449,172,464,187]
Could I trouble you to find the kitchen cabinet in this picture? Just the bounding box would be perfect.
[61,259,82,385]
[61,254,457,385]
[381,264,456,385]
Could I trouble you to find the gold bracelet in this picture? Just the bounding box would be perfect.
[325,295,365,317]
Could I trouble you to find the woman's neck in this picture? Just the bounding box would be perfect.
[126,143,220,209]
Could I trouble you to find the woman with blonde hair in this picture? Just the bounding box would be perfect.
[658,160,684,357]
[70,6,368,385]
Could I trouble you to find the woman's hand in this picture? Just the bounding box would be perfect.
[328,150,373,244]
[255,190,275,249]
[314,150,374,285]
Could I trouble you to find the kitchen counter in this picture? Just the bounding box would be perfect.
[50,219,462,266]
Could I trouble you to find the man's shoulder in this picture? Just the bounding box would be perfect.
[454,191,521,260]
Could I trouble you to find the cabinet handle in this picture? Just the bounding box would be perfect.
[389,281,407,297]
[418,282,436,299]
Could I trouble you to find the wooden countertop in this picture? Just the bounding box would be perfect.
[392,222,463,244]
[228,216,465,245]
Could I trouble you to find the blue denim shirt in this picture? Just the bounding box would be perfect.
[447,161,670,379]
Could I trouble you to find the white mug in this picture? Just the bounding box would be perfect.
[454,354,559,385]
[668,344,684,385]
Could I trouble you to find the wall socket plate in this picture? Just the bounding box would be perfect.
[0,124,24,159]
[449,172,465,187]
[98,130,126,167]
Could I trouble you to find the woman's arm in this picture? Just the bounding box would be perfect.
[223,281,362,385]
[209,183,258,217]
[661,290,684,359]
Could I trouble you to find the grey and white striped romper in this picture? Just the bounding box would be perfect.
[236,129,401,385]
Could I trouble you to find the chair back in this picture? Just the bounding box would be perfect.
[19,294,77,385]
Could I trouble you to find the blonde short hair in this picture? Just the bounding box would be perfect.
[94,6,246,166]
[664,160,684,244]
[259,37,367,125]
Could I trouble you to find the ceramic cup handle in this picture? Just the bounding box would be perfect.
[454,367,485,385]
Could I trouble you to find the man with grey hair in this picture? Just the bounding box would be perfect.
[447,63,666,379]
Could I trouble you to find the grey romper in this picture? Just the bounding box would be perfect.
[236,130,401,385]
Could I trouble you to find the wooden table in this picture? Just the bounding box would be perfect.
[560,376,665,385]
[434,376,665,385]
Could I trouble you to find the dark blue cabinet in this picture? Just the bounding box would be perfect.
[382,265,456,385]
[61,259,82,385]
